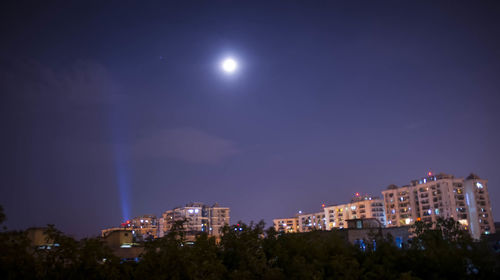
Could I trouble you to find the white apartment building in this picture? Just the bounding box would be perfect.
[382,173,495,239]
[273,217,299,233]
[323,195,386,230]
[297,211,327,232]
[273,194,385,233]
[158,202,230,239]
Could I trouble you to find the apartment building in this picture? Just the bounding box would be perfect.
[323,194,386,230]
[158,202,230,239]
[382,173,495,239]
[127,215,158,239]
[273,217,299,233]
[297,211,327,232]
[273,194,385,233]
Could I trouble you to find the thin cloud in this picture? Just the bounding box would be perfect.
[0,57,121,106]
[133,127,240,164]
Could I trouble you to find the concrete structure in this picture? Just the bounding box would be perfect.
[101,227,131,237]
[158,202,230,240]
[273,194,385,233]
[273,217,299,233]
[338,218,411,249]
[382,172,495,239]
[102,215,158,243]
[296,211,326,232]
[125,215,158,239]
[323,194,386,230]
[101,229,144,260]
[26,227,56,249]
[102,229,134,248]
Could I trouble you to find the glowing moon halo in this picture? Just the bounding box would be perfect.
[221,58,238,73]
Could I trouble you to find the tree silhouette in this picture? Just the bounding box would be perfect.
[0,207,499,279]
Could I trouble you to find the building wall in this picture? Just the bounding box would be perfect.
[323,196,386,230]
[127,215,158,239]
[26,227,53,248]
[159,202,230,239]
[103,230,134,249]
[273,217,299,233]
[273,195,385,233]
[297,211,326,232]
[209,206,230,237]
[382,173,495,239]
[344,226,411,248]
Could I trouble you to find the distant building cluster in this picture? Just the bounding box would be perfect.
[274,173,495,239]
[275,194,385,233]
[101,202,230,243]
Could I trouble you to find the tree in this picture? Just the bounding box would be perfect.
[0,205,6,225]
[408,217,499,279]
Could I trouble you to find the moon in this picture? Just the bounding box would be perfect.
[221,58,238,73]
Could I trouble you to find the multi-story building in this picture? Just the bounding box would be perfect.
[297,211,327,232]
[382,172,495,239]
[101,215,158,242]
[273,217,299,233]
[273,194,385,233]
[323,194,386,230]
[158,202,230,239]
[126,215,159,239]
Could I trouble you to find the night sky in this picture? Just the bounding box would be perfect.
[1,1,499,238]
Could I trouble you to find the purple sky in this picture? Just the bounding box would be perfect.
[1,1,499,238]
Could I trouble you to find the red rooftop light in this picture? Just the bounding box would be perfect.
[428,171,432,176]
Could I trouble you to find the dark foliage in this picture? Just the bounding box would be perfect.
[0,206,499,279]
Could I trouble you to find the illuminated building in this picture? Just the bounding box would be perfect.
[273,194,385,233]
[323,194,386,230]
[273,211,325,233]
[296,211,327,232]
[123,214,158,239]
[382,172,495,239]
[101,215,158,242]
[273,217,299,233]
[158,202,230,239]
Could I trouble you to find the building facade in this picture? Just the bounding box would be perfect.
[382,173,495,239]
[158,202,230,239]
[273,194,385,233]
[340,218,411,249]
[297,211,327,232]
[124,215,159,239]
[323,195,386,230]
[273,217,299,233]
